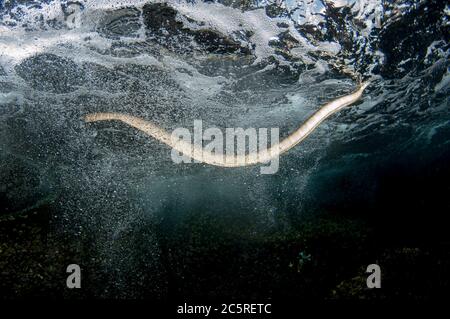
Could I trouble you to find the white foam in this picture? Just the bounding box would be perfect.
[172,1,285,64]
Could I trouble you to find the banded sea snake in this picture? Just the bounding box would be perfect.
[84,82,370,167]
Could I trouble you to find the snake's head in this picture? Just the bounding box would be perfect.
[359,81,371,93]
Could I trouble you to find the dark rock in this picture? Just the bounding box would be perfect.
[142,2,250,55]
[216,0,254,11]
[266,3,285,18]
[97,7,142,39]
[14,53,84,93]
[378,0,448,78]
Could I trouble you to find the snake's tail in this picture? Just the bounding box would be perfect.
[84,112,121,123]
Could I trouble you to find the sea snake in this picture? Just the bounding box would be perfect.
[85,82,370,167]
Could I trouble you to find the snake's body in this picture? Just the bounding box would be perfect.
[85,82,369,167]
